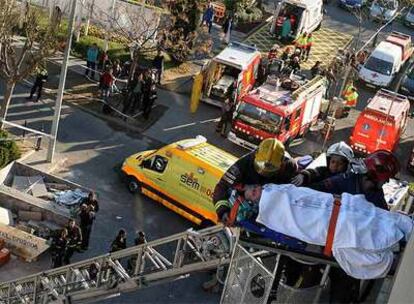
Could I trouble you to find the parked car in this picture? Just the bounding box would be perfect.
[399,61,414,99]
[404,6,414,28]
[370,0,399,22]
[338,0,366,9]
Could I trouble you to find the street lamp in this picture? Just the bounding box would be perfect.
[47,0,78,163]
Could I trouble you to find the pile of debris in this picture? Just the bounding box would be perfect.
[12,175,89,209]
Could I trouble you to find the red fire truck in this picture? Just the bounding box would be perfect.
[350,89,410,154]
[227,76,327,150]
[200,42,261,107]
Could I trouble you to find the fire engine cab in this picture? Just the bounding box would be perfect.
[350,89,410,154]
[228,76,327,150]
[200,42,261,107]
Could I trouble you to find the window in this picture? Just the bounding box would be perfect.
[364,56,393,76]
[143,155,168,173]
[236,103,283,134]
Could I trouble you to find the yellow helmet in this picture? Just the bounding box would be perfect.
[254,138,285,177]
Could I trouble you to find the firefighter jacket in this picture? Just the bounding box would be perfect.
[213,151,298,219]
[344,91,359,107]
[300,166,334,186]
[309,172,389,210]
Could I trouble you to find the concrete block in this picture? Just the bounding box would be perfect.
[0,207,13,226]
[18,210,43,222]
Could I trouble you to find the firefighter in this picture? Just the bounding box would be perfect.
[291,141,354,186]
[294,32,307,60]
[310,149,400,210]
[213,138,298,223]
[51,228,68,268]
[304,33,314,61]
[110,229,127,252]
[342,85,359,117]
[64,219,82,265]
[216,99,234,137]
[310,150,399,303]
[79,204,95,251]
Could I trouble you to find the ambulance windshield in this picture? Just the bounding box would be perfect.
[236,103,282,134]
[365,56,393,76]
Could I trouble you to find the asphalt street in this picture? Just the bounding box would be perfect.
[0,2,413,303]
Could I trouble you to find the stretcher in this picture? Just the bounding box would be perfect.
[227,192,340,258]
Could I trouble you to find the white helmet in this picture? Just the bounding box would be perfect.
[326,141,354,163]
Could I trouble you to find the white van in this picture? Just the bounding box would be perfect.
[270,0,324,39]
[359,32,413,88]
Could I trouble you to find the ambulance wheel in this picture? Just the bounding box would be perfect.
[127,177,141,193]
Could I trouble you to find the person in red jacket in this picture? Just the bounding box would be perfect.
[99,68,114,100]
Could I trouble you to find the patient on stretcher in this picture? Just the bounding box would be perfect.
[232,184,413,279]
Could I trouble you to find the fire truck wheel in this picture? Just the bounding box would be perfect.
[127,177,141,193]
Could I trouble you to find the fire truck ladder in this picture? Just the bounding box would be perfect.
[0,225,241,304]
[291,75,326,100]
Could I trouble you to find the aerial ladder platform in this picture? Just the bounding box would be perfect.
[0,225,240,304]
[0,224,384,304]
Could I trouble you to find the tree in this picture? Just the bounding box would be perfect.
[0,0,62,125]
[88,0,211,77]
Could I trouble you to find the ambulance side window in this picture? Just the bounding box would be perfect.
[143,155,168,173]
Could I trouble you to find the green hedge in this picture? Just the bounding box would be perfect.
[0,130,21,168]
[72,35,131,63]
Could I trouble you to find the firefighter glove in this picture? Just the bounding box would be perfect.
[291,174,305,186]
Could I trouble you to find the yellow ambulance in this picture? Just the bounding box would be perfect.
[121,136,238,225]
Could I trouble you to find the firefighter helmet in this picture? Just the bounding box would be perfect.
[254,138,285,176]
[326,142,354,163]
[364,150,400,182]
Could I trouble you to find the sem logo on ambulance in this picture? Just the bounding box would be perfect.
[180,173,214,198]
[180,173,200,190]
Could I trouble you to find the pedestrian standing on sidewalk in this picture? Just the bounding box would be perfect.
[152,50,164,85]
[99,68,115,100]
[110,229,127,253]
[27,65,48,102]
[142,71,157,120]
[79,204,95,251]
[202,4,215,33]
[98,51,110,71]
[85,43,99,80]
[222,15,233,44]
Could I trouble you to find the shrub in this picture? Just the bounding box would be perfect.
[72,35,130,63]
[0,130,21,168]
[235,6,263,24]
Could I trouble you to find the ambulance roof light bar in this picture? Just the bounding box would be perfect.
[177,135,207,150]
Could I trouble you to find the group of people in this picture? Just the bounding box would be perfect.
[274,10,298,42]
[213,138,401,303]
[122,68,158,119]
[50,192,99,268]
[84,43,163,119]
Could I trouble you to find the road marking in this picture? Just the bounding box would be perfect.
[163,118,219,131]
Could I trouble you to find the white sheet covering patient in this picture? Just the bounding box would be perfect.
[244,184,413,279]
